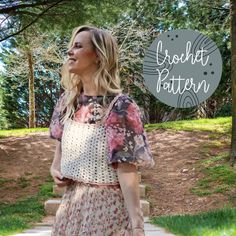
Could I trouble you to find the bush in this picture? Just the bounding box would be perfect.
[215,103,232,117]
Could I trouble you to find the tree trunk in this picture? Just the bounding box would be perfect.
[26,50,36,128]
[231,0,236,167]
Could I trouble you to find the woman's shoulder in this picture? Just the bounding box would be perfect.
[113,93,139,109]
[105,93,143,122]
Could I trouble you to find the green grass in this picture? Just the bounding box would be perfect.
[0,176,36,189]
[0,196,44,236]
[16,177,30,189]
[150,207,236,236]
[143,117,236,235]
[203,164,236,185]
[0,178,15,187]
[190,152,236,196]
[0,117,232,137]
[201,153,229,166]
[0,175,55,236]
[145,116,231,134]
[202,140,226,148]
[0,127,48,139]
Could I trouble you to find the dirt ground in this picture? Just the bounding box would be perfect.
[0,129,235,217]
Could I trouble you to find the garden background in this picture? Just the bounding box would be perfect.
[0,0,236,236]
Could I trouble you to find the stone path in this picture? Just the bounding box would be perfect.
[12,217,177,236]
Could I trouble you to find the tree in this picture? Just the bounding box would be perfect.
[109,0,231,123]
[0,0,233,127]
[0,0,132,42]
[0,0,133,128]
[231,0,236,167]
[0,30,67,128]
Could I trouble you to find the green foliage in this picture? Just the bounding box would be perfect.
[0,30,66,129]
[0,0,135,129]
[0,0,131,42]
[0,0,232,128]
[110,0,231,122]
[0,77,9,129]
[215,103,232,117]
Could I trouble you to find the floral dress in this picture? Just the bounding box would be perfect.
[49,91,155,236]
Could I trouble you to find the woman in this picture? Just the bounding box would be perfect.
[49,25,155,236]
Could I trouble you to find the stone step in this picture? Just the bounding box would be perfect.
[140,199,150,217]
[34,216,55,227]
[35,216,150,227]
[44,199,61,215]
[53,185,66,196]
[138,171,141,183]
[139,184,146,198]
[13,217,178,236]
[44,198,150,217]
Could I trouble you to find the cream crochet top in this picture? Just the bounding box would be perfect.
[61,93,123,186]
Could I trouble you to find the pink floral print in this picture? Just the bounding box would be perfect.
[51,181,134,236]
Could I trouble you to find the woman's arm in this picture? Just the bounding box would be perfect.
[50,140,62,172]
[50,140,72,187]
[117,162,145,235]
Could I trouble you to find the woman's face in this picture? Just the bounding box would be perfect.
[67,31,98,76]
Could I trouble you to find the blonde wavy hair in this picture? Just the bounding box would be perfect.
[59,25,123,125]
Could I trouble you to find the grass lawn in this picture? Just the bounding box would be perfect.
[145,116,235,235]
[0,127,48,139]
[189,152,236,196]
[0,176,56,236]
[150,207,236,236]
[145,116,231,135]
[0,116,232,136]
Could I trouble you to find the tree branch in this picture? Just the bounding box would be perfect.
[0,0,65,43]
[0,14,10,28]
[211,6,230,12]
[0,0,67,14]
[13,10,39,16]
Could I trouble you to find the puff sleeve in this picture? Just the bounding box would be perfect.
[105,94,155,170]
[49,92,66,142]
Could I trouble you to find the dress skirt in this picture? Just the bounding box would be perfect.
[51,180,133,236]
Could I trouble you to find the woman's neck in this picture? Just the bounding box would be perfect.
[81,80,101,96]
[82,89,106,96]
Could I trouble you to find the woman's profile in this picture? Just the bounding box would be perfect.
[49,25,155,236]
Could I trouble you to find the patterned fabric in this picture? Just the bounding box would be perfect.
[49,91,155,169]
[51,181,134,236]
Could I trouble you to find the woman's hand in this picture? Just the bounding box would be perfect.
[50,168,74,187]
[132,228,145,236]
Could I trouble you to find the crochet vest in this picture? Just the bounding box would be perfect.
[60,93,123,186]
